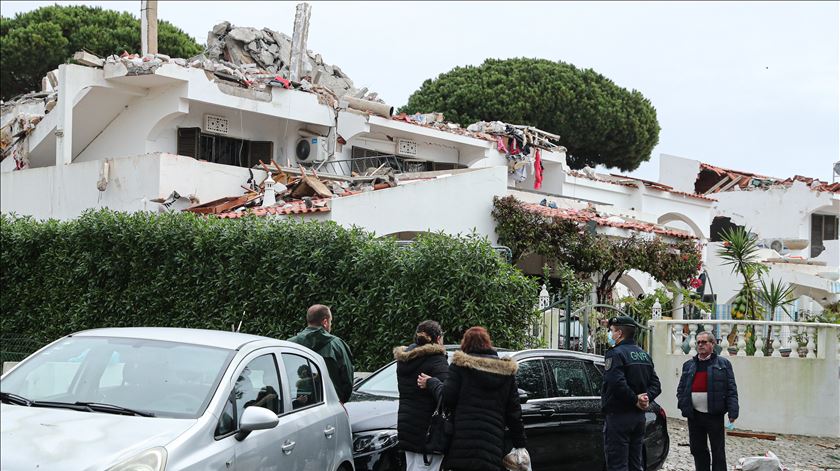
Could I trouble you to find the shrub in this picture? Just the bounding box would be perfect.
[0,210,539,370]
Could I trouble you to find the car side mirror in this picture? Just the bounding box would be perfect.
[235,406,279,441]
[518,388,530,404]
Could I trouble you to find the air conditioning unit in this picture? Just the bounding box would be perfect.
[762,239,789,256]
[295,136,328,163]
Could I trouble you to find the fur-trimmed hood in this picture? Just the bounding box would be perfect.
[393,343,446,362]
[452,350,518,376]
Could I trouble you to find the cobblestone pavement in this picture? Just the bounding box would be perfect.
[662,418,840,471]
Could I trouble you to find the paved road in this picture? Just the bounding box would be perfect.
[662,418,839,471]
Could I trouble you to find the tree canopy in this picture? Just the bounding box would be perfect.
[401,58,661,172]
[1,5,203,100]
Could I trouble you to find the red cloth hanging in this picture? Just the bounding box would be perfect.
[534,149,543,190]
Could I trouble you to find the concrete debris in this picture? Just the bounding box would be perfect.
[1,91,56,168]
[204,21,380,102]
[73,50,105,68]
[392,112,496,142]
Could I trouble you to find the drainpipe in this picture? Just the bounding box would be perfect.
[141,0,158,56]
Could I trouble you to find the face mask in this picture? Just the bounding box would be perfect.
[608,333,617,347]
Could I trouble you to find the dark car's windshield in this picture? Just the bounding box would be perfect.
[0,336,234,419]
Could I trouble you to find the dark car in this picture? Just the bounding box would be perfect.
[346,348,669,471]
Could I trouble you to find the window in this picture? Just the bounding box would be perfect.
[584,362,603,395]
[177,127,273,169]
[356,362,399,397]
[282,354,324,410]
[233,354,283,421]
[515,360,548,400]
[546,359,594,397]
[812,214,839,258]
[1,336,233,419]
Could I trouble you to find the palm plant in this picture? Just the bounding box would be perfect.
[759,278,795,321]
[718,227,768,321]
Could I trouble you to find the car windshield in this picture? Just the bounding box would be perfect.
[356,362,398,397]
[0,335,234,419]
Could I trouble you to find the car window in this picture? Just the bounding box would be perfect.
[515,360,547,400]
[1,336,234,419]
[234,354,283,420]
[546,359,593,398]
[356,362,398,397]
[584,361,603,395]
[215,394,237,437]
[282,353,324,410]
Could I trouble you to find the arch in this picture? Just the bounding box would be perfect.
[657,212,706,241]
[617,273,645,298]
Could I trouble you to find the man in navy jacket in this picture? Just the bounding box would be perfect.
[676,331,739,471]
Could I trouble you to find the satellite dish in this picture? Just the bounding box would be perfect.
[834,161,840,176]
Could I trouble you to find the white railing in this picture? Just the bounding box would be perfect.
[655,319,840,360]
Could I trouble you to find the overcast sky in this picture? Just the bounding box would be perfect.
[2,1,838,181]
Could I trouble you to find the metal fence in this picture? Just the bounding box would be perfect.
[0,335,46,365]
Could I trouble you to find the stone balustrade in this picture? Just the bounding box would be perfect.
[650,319,839,438]
[661,319,838,360]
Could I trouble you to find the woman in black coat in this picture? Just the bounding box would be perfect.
[394,320,449,470]
[420,326,526,471]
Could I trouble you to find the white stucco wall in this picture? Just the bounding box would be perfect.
[714,182,837,255]
[650,321,840,438]
[658,154,701,194]
[0,153,265,220]
[328,166,507,242]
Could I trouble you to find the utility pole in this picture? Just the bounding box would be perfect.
[141,0,158,56]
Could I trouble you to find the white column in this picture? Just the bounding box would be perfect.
[55,64,75,166]
[771,324,782,357]
[806,327,817,359]
[719,323,731,356]
[736,324,747,357]
[673,289,684,320]
[688,324,698,356]
[289,3,312,82]
[754,326,764,357]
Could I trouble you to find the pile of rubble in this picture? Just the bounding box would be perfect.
[183,160,397,216]
[0,91,56,169]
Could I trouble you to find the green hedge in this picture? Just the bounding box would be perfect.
[0,211,539,370]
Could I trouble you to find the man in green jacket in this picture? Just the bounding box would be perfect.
[288,304,355,403]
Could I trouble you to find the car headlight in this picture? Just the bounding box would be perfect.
[106,447,167,471]
[352,429,398,457]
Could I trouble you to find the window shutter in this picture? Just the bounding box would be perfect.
[177,128,200,158]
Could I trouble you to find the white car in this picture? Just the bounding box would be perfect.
[0,327,355,471]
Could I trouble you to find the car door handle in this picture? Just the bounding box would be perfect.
[539,407,555,416]
[324,426,336,438]
[281,440,296,455]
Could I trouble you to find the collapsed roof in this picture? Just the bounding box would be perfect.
[696,162,840,195]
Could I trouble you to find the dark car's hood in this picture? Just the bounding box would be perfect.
[345,391,398,432]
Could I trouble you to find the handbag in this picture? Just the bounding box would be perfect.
[424,395,453,457]
[503,447,532,471]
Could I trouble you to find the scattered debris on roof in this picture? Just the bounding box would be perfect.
[697,162,839,194]
[185,160,398,218]
[0,91,55,168]
[565,168,716,201]
[202,21,380,102]
[523,200,697,239]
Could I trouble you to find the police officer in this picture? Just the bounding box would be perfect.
[601,316,661,471]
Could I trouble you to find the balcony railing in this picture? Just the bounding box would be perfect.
[654,319,839,360]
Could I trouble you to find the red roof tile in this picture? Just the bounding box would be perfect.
[215,199,330,219]
[568,171,716,201]
[521,203,697,239]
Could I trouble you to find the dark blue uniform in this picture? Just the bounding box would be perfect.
[602,338,661,471]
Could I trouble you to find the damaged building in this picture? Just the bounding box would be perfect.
[2,4,722,304]
[659,154,840,311]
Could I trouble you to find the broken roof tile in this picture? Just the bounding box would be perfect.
[521,202,697,240]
